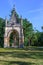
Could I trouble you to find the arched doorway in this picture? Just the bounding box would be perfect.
[8,30,19,47]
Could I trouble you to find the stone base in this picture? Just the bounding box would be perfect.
[4,43,10,48]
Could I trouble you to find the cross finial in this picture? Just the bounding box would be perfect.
[13,4,15,11]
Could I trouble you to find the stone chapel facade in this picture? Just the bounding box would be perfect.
[4,7,24,48]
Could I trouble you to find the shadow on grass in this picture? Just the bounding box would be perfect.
[24,47,43,51]
[11,52,43,59]
[0,48,43,65]
[0,51,43,59]
[0,60,35,65]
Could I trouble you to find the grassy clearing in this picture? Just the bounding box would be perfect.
[0,47,43,65]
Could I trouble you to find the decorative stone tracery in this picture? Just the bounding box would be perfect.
[4,7,24,48]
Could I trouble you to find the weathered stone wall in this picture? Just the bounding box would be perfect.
[4,26,24,48]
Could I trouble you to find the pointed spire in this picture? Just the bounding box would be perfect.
[20,15,23,26]
[5,17,7,27]
[10,5,17,25]
[13,4,15,11]
[12,4,16,15]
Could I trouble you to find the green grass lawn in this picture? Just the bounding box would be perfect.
[0,47,43,65]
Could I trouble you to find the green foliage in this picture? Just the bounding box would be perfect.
[38,32,43,46]
[0,18,5,47]
[9,30,19,46]
[41,26,43,30]
[23,19,34,46]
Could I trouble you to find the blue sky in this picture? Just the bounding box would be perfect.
[0,0,43,31]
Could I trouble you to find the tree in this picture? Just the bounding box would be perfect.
[38,32,43,46]
[23,19,34,46]
[41,26,43,32]
[0,18,5,47]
